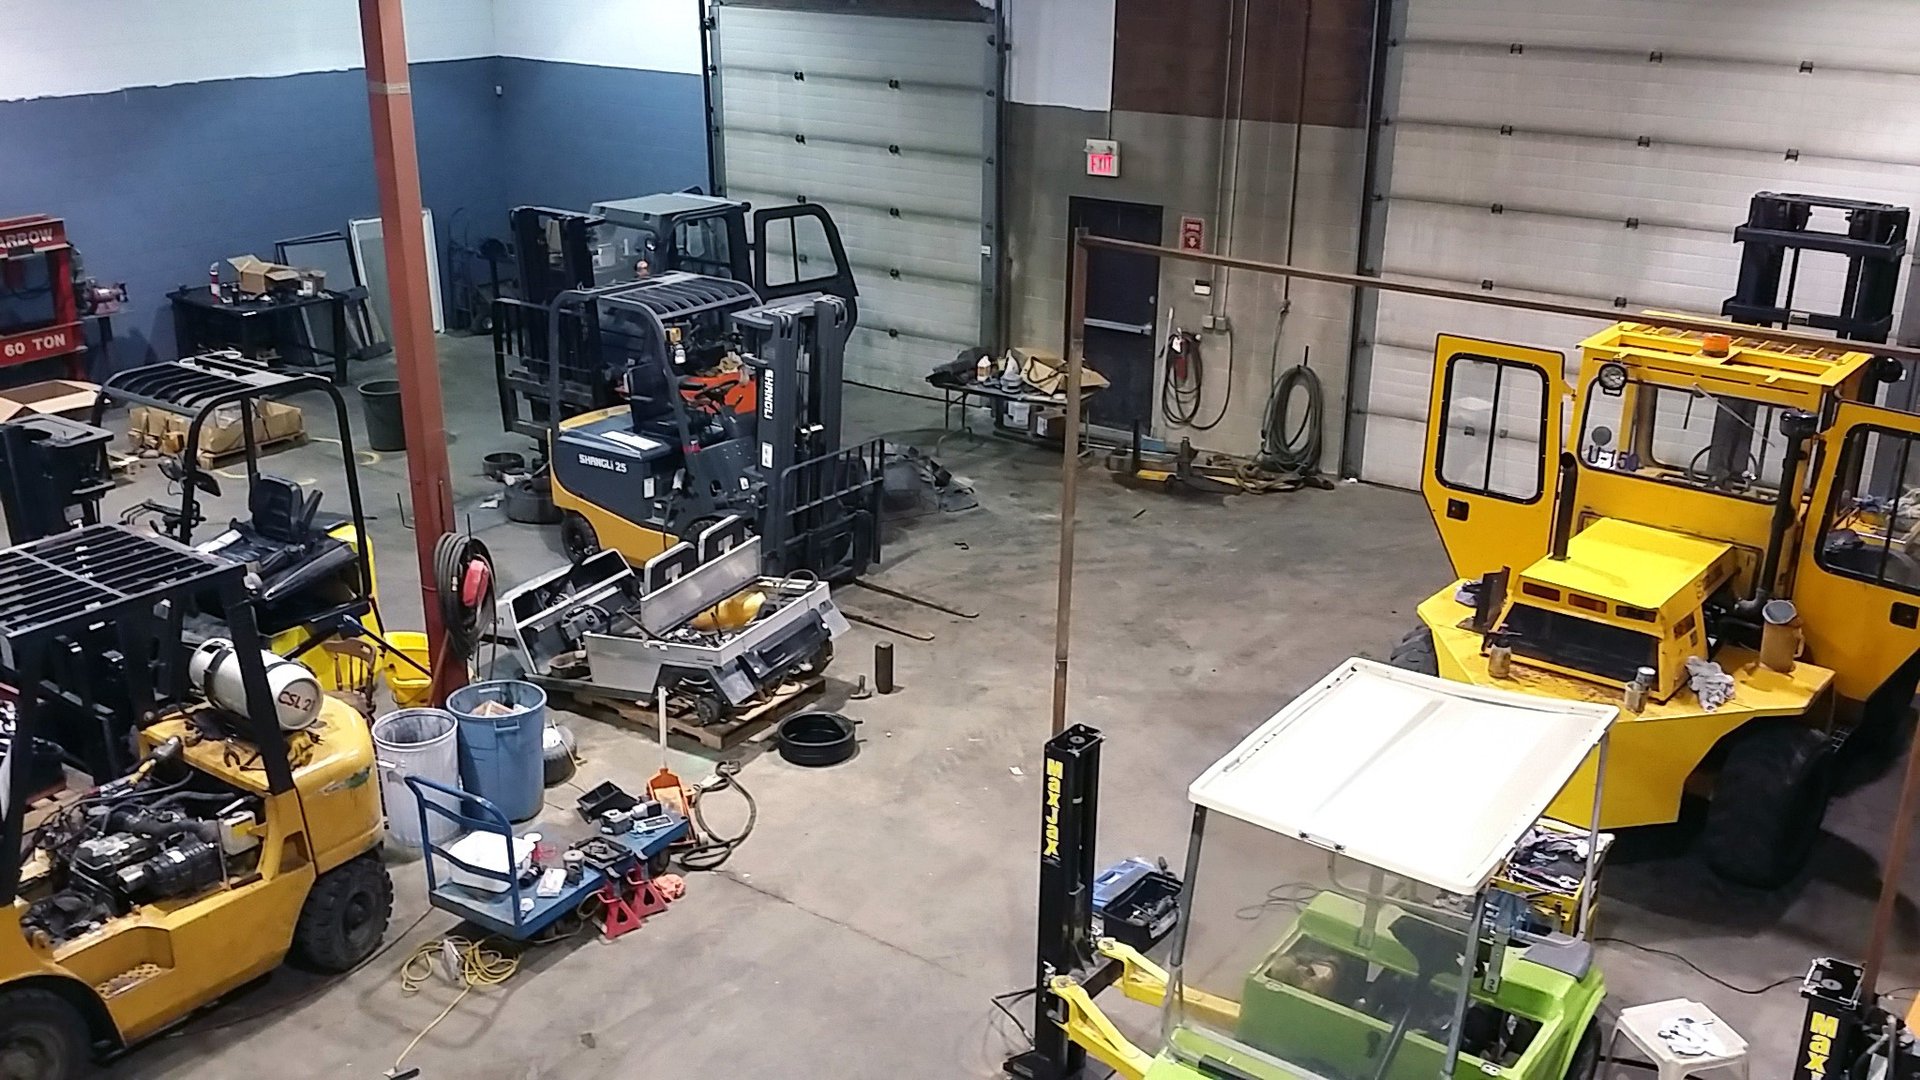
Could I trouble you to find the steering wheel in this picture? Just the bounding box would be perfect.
[1686,445,1761,493]
[677,376,742,410]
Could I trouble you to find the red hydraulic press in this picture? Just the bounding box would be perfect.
[0,215,125,376]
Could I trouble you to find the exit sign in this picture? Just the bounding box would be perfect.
[1085,139,1120,178]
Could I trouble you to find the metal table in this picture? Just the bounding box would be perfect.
[169,286,352,382]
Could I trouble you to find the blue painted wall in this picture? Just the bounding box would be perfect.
[0,58,504,368]
[0,56,712,370]
[496,58,710,212]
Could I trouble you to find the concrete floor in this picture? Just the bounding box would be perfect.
[82,334,1920,1078]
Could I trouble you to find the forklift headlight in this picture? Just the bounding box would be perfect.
[1597,362,1629,394]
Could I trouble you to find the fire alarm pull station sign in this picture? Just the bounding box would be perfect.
[1085,139,1120,178]
[1179,216,1206,252]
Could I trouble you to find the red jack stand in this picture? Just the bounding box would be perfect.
[597,869,669,939]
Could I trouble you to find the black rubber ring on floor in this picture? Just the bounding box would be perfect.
[776,710,858,767]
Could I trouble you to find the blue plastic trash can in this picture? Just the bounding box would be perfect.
[446,680,547,823]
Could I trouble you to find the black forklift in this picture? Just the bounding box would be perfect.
[0,351,398,677]
[491,194,881,582]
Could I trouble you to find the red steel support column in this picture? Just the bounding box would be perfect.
[358,0,463,703]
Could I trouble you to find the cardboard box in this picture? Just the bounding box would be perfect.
[0,380,100,423]
[1014,348,1111,396]
[227,255,323,297]
[128,400,304,460]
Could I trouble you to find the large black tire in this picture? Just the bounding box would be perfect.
[1702,724,1834,888]
[1388,624,1439,676]
[0,988,91,1080]
[1564,1020,1601,1080]
[560,512,600,565]
[292,854,393,973]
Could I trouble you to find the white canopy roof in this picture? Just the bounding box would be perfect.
[1187,658,1617,896]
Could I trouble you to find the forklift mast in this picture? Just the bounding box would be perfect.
[511,206,601,308]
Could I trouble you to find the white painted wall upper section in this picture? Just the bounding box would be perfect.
[491,0,702,74]
[0,0,493,102]
[1007,0,1113,111]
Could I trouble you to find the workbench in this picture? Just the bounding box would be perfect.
[169,286,352,382]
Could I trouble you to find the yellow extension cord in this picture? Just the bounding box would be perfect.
[391,936,522,1073]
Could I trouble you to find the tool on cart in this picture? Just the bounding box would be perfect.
[0,525,391,1080]
[0,215,125,377]
[1391,198,1920,887]
[501,515,846,729]
[1008,660,1615,1080]
[78,351,406,687]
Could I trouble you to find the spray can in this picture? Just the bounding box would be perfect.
[208,262,223,302]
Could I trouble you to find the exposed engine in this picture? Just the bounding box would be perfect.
[22,738,262,948]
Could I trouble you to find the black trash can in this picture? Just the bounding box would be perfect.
[360,379,405,451]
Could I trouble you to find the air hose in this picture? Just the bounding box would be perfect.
[677,760,758,872]
[1254,354,1323,479]
[432,532,494,664]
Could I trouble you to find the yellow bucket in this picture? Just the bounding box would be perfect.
[383,631,434,707]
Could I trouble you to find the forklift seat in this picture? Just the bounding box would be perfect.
[250,475,346,540]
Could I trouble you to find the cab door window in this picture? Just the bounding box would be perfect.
[1436,354,1547,502]
[1818,425,1920,592]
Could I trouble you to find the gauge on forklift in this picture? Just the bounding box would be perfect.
[1596,361,1628,393]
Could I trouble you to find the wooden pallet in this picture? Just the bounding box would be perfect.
[551,675,825,751]
[196,430,308,469]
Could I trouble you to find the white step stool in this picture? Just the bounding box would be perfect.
[1605,999,1749,1080]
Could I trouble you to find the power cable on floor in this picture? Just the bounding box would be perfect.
[990,986,1036,1041]
[391,935,522,1074]
[1596,936,1798,995]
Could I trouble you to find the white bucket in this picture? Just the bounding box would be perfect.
[372,707,462,850]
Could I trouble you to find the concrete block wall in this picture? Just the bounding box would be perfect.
[0,0,709,369]
[1002,0,1373,468]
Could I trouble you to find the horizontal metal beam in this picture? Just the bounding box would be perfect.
[1080,233,1920,366]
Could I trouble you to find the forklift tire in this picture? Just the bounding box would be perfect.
[560,512,600,565]
[0,988,90,1080]
[1388,624,1439,676]
[1701,724,1834,888]
[1564,1021,1601,1080]
[292,854,394,973]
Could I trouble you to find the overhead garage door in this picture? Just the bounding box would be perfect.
[709,1,996,395]
[1355,0,1920,488]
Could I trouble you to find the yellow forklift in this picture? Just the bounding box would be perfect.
[1394,194,1919,886]
[0,525,389,1079]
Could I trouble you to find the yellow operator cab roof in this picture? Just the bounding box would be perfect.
[1581,319,1876,392]
[1520,518,1731,615]
[1187,659,1617,896]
